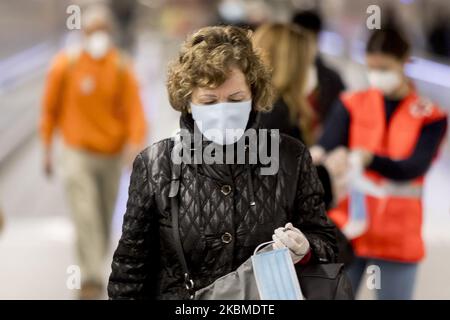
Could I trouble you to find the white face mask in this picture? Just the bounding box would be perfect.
[367,69,402,95]
[304,65,318,95]
[190,100,252,145]
[84,31,111,59]
[218,0,246,23]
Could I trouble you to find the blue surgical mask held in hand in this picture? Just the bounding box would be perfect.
[190,100,252,145]
[252,241,304,300]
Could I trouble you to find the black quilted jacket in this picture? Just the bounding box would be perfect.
[108,112,338,300]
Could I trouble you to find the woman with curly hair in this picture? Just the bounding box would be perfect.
[108,25,337,300]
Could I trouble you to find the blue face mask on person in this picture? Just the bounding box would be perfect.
[190,100,252,145]
[251,241,304,300]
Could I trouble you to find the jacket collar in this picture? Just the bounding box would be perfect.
[178,110,264,182]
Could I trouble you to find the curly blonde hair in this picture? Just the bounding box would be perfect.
[167,25,274,113]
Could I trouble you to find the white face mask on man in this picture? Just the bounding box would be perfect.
[367,69,402,95]
[190,100,252,145]
[84,31,111,59]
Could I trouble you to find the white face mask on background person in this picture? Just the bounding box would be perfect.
[190,100,252,145]
[84,31,111,59]
[367,69,402,95]
[304,65,318,95]
[218,0,246,23]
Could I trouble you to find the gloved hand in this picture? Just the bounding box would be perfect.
[349,149,373,171]
[323,146,349,178]
[321,147,350,206]
[272,223,310,264]
[309,145,326,165]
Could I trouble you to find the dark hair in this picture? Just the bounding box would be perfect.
[366,28,410,60]
[292,10,322,35]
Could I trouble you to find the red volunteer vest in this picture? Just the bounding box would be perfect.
[328,89,446,262]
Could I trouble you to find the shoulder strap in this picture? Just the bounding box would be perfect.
[168,132,195,298]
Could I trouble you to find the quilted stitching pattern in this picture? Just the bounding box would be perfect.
[108,128,337,300]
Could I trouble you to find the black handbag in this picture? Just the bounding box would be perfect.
[295,263,354,300]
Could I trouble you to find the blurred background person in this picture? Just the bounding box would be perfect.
[110,0,138,53]
[313,27,447,299]
[427,11,450,58]
[215,0,271,30]
[39,4,147,299]
[216,0,248,27]
[253,23,316,145]
[253,23,354,265]
[292,9,346,134]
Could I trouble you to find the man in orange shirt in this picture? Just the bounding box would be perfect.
[40,5,147,299]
